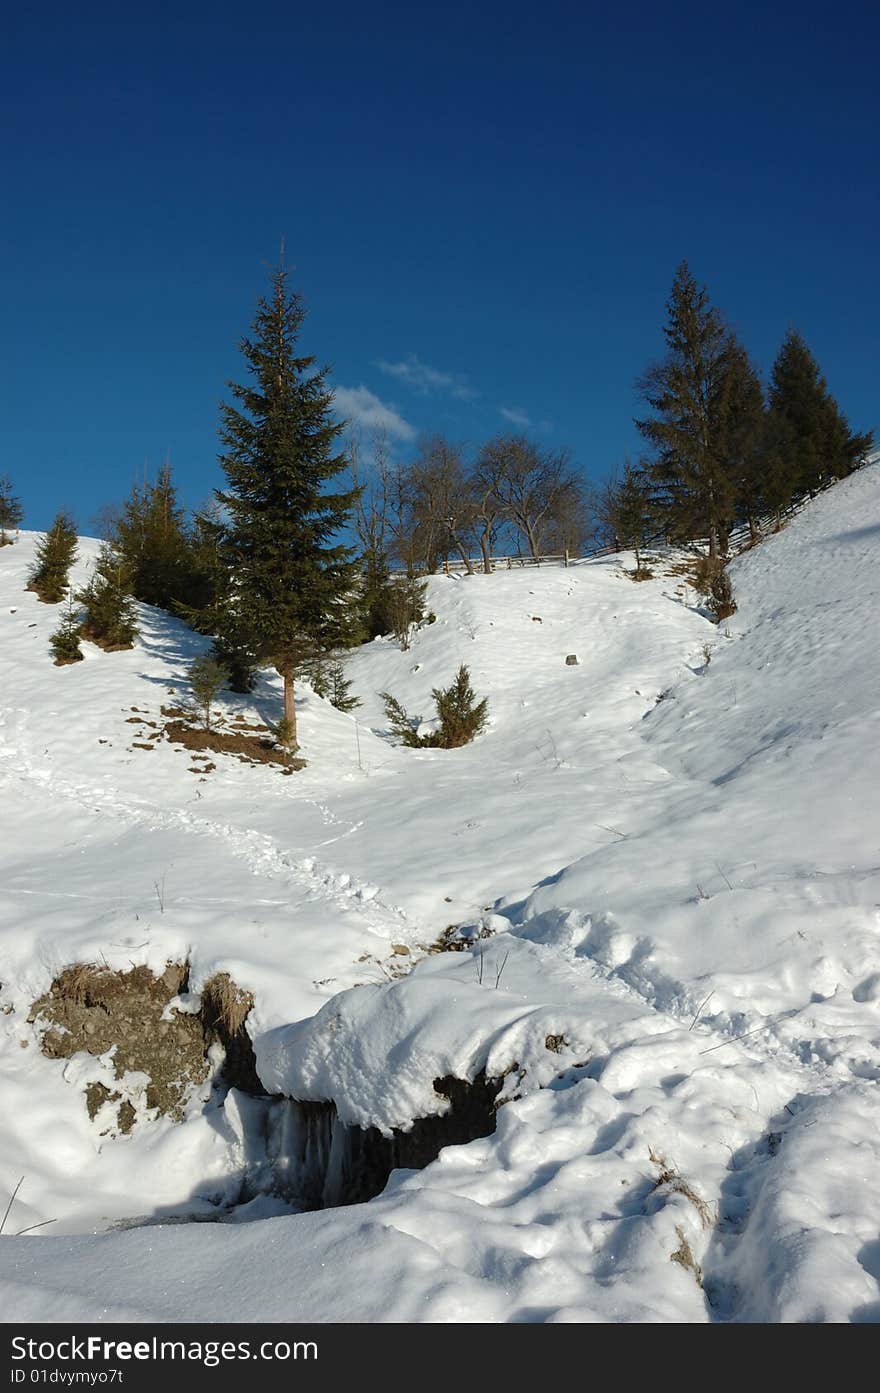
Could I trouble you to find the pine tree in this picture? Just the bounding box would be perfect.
[636,262,736,558]
[49,596,84,666]
[77,544,139,650]
[182,507,227,623]
[114,463,191,610]
[766,330,872,504]
[171,506,257,691]
[26,512,78,602]
[213,261,357,749]
[0,476,24,546]
[327,662,360,712]
[188,653,229,729]
[604,461,654,572]
[359,547,395,641]
[716,340,766,543]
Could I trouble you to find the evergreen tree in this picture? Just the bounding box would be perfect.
[359,547,395,640]
[0,476,24,545]
[49,596,84,665]
[327,661,360,712]
[213,261,357,749]
[303,656,331,698]
[171,506,258,690]
[766,330,872,503]
[716,340,766,543]
[636,262,736,558]
[114,463,191,610]
[604,461,654,572]
[182,507,227,623]
[26,512,78,602]
[379,689,422,746]
[188,653,229,729]
[77,544,139,650]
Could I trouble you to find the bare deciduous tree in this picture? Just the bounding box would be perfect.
[470,440,508,573]
[349,426,391,560]
[406,435,477,573]
[490,435,581,559]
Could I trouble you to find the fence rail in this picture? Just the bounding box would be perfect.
[387,459,880,580]
[390,544,621,577]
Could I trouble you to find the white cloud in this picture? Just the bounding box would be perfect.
[332,385,416,441]
[376,354,478,401]
[499,406,533,429]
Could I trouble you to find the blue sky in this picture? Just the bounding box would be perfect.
[3,1,878,530]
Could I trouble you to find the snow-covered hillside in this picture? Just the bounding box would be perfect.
[1,466,879,1322]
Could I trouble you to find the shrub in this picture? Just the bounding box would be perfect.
[708,567,737,622]
[432,664,489,748]
[692,554,724,596]
[379,690,423,747]
[272,716,297,751]
[381,664,488,750]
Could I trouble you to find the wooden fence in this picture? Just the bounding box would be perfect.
[390,544,620,578]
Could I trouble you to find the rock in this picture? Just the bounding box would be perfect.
[565,654,579,665]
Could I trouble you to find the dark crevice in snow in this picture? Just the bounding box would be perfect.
[255,1072,503,1211]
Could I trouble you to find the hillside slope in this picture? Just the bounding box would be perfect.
[1,466,879,1322]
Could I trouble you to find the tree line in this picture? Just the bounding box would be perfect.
[3,257,873,750]
[601,262,873,565]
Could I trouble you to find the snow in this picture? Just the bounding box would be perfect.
[1,464,879,1321]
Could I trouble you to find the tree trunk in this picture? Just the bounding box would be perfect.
[453,535,474,575]
[479,528,492,574]
[283,669,298,750]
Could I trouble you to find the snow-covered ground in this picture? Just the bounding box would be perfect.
[1,465,879,1321]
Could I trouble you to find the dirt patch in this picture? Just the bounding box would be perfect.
[163,719,304,771]
[85,1083,137,1135]
[54,653,84,667]
[30,963,209,1130]
[80,625,134,653]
